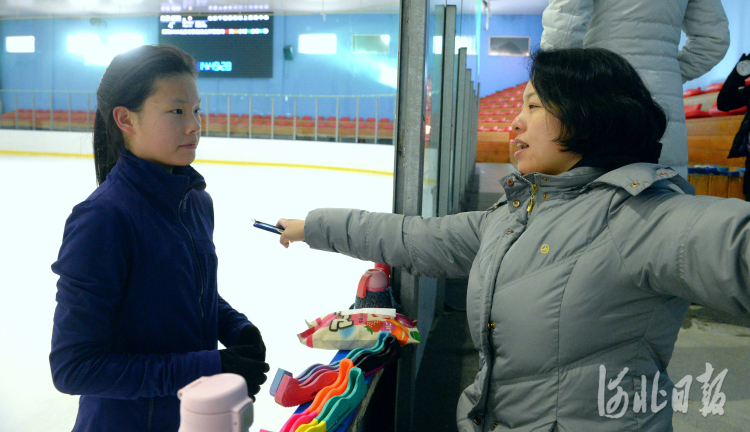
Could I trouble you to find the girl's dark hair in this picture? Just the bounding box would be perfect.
[529,48,667,164]
[94,44,197,185]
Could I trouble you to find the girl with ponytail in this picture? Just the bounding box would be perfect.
[50,45,269,432]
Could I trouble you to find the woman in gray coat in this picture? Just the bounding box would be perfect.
[277,48,750,431]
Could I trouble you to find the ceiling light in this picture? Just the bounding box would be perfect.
[6,36,35,53]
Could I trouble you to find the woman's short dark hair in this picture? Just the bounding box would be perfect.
[94,44,197,185]
[529,48,667,163]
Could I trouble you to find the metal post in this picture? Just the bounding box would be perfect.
[32,93,36,130]
[335,98,339,142]
[67,94,72,131]
[50,93,54,131]
[206,97,210,136]
[392,0,430,428]
[355,98,360,143]
[14,93,18,129]
[375,98,379,143]
[438,5,457,216]
[271,98,275,140]
[452,49,468,214]
[227,96,231,138]
[86,93,91,131]
[249,97,253,139]
[393,103,397,145]
[314,98,319,141]
[293,98,297,140]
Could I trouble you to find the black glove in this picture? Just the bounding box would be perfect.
[219,345,270,398]
[238,325,266,361]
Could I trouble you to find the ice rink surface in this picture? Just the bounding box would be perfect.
[0,154,394,432]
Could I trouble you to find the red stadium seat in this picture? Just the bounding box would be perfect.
[705,82,724,93]
[683,87,704,97]
[684,104,710,119]
[708,102,746,117]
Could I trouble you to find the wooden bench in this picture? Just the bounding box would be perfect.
[477,131,510,163]
[686,116,744,168]
[685,114,745,199]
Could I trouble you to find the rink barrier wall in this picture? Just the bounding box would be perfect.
[0,130,395,176]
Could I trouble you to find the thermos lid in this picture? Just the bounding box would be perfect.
[178,373,249,414]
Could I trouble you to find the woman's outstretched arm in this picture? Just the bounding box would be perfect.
[279,209,486,279]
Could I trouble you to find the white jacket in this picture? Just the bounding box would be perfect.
[541,0,730,178]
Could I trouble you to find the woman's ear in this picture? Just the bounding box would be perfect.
[112,106,136,137]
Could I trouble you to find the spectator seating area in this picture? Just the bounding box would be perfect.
[475,82,526,163]
[201,114,394,142]
[0,109,395,143]
[1,109,95,130]
[682,77,750,119]
[684,78,748,199]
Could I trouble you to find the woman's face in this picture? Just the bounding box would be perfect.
[510,82,582,175]
[120,73,201,171]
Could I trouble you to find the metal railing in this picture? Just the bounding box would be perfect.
[0,90,397,144]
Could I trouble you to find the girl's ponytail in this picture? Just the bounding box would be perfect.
[93,44,197,185]
[93,109,123,185]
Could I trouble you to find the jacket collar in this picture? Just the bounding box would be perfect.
[108,149,206,214]
[585,163,694,196]
[499,163,694,210]
[500,167,606,202]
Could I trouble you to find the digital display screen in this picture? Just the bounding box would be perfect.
[159,14,273,78]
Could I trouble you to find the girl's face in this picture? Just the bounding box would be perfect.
[510,82,582,175]
[120,73,201,171]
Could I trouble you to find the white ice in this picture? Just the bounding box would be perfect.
[0,154,393,432]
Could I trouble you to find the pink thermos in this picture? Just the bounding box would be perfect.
[178,373,254,432]
[355,264,394,309]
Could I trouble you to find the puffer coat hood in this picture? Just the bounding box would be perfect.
[304,163,750,431]
[540,0,730,178]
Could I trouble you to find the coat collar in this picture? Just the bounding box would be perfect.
[585,163,694,196]
[498,163,694,211]
[108,149,206,214]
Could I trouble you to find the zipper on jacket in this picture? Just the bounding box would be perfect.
[178,195,206,338]
[527,184,538,212]
[147,398,154,432]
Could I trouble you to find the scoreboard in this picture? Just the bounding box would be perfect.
[159,13,274,78]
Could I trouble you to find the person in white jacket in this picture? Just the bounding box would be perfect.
[541,0,730,179]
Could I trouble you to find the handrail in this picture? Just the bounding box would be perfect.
[0,89,395,98]
[0,90,396,144]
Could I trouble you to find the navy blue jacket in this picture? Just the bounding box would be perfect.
[51,151,253,431]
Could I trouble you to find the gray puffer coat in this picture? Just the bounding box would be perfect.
[304,164,750,431]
